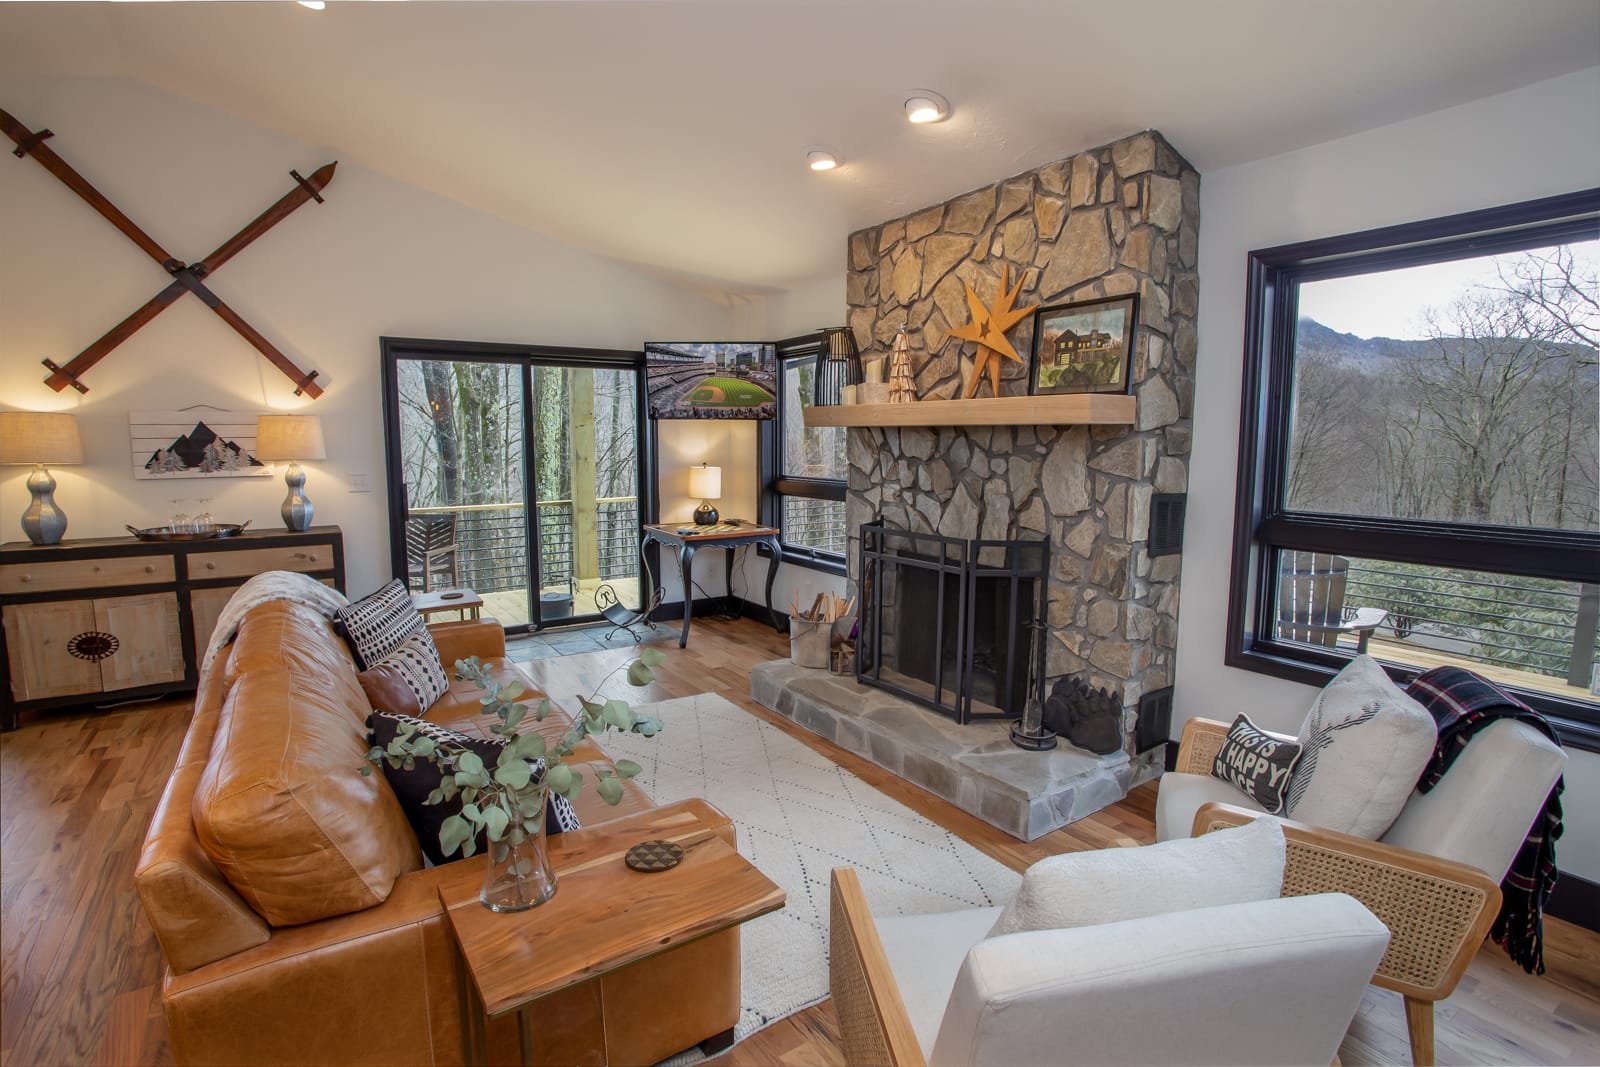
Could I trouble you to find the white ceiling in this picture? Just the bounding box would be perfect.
[3,0,1597,295]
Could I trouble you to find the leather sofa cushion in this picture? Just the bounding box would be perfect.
[194,605,422,927]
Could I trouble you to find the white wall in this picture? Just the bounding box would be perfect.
[1176,67,1600,879]
[0,76,738,600]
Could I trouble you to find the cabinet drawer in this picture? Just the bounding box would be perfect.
[3,601,102,701]
[0,555,174,595]
[189,544,334,580]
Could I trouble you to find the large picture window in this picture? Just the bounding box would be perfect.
[762,332,847,572]
[1228,189,1600,746]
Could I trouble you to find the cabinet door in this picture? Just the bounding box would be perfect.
[95,593,186,691]
[2,600,103,701]
[189,585,243,667]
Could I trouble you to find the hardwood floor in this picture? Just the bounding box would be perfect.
[2,616,1596,1066]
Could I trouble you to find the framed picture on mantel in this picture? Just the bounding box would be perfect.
[1029,294,1138,395]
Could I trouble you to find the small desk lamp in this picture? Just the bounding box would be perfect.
[689,463,721,525]
[0,411,83,545]
[255,414,327,532]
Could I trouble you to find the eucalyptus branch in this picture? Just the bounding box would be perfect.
[361,646,668,858]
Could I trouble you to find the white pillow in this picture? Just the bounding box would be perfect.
[1285,654,1437,838]
[987,816,1286,937]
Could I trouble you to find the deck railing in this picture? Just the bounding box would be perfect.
[408,498,640,595]
[1343,563,1598,688]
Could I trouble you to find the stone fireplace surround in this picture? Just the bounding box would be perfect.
[754,130,1199,837]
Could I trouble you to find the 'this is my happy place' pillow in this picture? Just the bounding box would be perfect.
[1211,714,1302,815]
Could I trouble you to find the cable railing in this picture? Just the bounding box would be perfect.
[408,498,641,595]
[1342,563,1597,686]
[783,497,847,556]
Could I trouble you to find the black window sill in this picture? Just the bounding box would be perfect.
[1225,641,1600,754]
[758,541,848,577]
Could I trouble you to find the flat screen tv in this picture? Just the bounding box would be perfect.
[645,342,777,420]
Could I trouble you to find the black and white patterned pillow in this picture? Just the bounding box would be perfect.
[369,630,449,713]
[1210,714,1302,815]
[336,579,427,670]
[368,711,581,865]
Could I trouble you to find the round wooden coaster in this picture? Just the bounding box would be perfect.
[625,839,684,873]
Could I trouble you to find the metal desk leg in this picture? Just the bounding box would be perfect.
[724,548,736,618]
[677,543,696,648]
[763,535,782,632]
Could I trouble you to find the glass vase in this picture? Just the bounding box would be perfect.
[479,809,557,913]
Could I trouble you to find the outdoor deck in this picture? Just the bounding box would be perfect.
[1365,634,1595,703]
[473,582,644,629]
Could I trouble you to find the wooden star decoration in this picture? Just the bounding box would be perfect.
[946,264,1039,398]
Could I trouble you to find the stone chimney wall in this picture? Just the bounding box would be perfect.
[844,130,1200,744]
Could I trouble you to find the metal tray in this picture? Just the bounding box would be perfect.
[125,521,252,542]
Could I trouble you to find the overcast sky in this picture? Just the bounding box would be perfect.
[1298,239,1599,341]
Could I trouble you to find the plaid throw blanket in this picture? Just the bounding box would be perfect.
[1405,666,1563,974]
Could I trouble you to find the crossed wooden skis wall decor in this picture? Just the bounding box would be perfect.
[1,107,332,399]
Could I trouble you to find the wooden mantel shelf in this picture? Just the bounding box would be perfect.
[803,393,1136,429]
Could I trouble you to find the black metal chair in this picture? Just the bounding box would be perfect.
[405,514,460,592]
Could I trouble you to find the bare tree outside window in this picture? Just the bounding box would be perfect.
[1279,242,1598,689]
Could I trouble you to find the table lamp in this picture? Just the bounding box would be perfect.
[0,411,83,546]
[689,463,721,525]
[255,414,327,532]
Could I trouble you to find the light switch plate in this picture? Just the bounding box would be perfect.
[348,473,371,493]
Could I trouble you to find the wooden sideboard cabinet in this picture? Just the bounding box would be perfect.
[0,526,344,730]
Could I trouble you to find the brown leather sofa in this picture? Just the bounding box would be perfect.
[135,599,740,1066]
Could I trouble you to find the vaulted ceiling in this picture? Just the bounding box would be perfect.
[3,1,1595,294]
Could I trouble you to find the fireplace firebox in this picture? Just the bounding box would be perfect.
[857,521,1048,724]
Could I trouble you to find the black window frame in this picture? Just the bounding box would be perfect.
[1227,188,1600,751]
[760,330,848,576]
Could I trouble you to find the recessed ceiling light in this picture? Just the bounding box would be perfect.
[298,1,327,9]
[807,150,839,172]
[904,91,950,125]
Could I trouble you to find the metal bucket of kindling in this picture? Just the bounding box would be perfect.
[789,619,831,669]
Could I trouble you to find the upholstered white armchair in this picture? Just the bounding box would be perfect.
[829,826,1394,1067]
[1160,714,1563,1066]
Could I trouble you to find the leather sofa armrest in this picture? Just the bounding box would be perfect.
[1192,801,1500,1003]
[429,619,506,667]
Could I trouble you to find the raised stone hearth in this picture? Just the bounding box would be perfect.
[752,660,1161,841]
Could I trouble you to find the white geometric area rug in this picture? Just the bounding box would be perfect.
[599,693,1021,1050]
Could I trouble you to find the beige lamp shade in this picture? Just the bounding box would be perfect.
[0,411,83,466]
[688,463,721,500]
[254,414,327,461]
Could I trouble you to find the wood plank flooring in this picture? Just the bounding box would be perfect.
[2,616,1596,1066]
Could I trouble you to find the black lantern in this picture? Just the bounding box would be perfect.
[812,326,863,406]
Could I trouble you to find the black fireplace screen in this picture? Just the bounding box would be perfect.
[856,521,1048,724]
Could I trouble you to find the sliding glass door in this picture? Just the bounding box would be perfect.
[382,341,648,632]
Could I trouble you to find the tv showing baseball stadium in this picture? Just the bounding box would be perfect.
[645,342,777,420]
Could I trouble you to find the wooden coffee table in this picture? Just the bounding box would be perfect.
[438,799,784,1067]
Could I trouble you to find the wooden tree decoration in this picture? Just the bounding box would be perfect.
[887,330,917,403]
[947,264,1039,398]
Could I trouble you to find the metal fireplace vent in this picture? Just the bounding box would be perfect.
[1148,493,1186,557]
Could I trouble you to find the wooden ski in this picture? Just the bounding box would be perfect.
[2,107,333,398]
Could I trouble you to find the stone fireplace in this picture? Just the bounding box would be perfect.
[753,129,1199,839]
[846,129,1198,767]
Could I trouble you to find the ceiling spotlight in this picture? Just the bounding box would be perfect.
[807,150,838,172]
[904,91,950,124]
[298,1,326,9]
